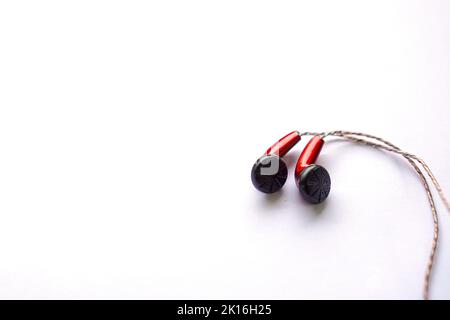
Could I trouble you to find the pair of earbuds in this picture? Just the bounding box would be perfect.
[251,131,331,204]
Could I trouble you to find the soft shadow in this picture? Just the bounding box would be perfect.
[283,150,300,168]
[296,190,329,217]
[263,188,284,206]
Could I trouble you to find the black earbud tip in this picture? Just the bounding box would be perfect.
[298,164,331,204]
[251,155,288,194]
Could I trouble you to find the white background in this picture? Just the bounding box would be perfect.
[0,1,449,299]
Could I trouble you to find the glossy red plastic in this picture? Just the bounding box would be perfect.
[295,135,324,177]
[265,131,301,157]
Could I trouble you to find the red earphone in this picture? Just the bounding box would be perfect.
[294,135,331,204]
[251,131,300,194]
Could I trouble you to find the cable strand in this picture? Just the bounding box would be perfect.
[299,130,448,299]
[330,131,439,300]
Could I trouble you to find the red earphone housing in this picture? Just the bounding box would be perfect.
[265,131,301,157]
[295,135,324,181]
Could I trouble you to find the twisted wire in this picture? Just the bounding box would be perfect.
[332,131,449,212]
[331,131,438,300]
[299,130,448,299]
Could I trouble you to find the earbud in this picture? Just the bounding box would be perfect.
[295,135,331,204]
[251,131,301,193]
